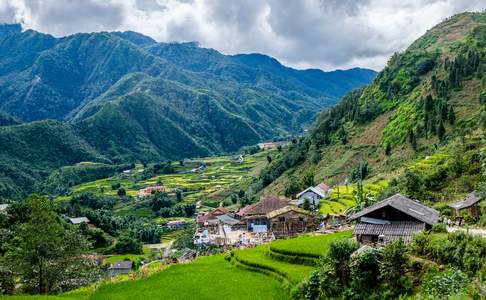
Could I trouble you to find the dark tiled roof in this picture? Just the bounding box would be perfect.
[238,197,288,217]
[109,261,132,270]
[354,221,425,243]
[449,192,483,210]
[198,206,229,223]
[348,193,439,226]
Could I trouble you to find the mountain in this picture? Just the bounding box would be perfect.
[252,12,486,203]
[0,25,375,199]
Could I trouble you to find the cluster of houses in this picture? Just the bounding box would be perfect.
[194,196,315,246]
[138,185,167,198]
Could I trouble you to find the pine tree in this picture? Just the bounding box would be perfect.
[438,121,445,141]
[448,106,455,125]
[408,129,417,150]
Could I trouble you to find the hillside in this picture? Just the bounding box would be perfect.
[0,25,375,200]
[252,12,486,206]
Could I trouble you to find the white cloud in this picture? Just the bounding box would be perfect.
[0,0,484,70]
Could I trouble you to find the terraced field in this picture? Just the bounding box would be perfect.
[3,231,351,300]
[319,180,388,215]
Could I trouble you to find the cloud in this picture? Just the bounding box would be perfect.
[0,0,484,70]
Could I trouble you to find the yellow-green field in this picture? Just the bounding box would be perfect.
[319,180,388,215]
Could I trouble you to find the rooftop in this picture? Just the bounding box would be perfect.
[348,193,439,226]
[266,205,312,219]
[237,196,288,217]
[354,221,425,243]
[296,186,326,199]
[449,192,483,210]
[109,261,132,270]
[68,217,90,224]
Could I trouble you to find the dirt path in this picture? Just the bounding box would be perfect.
[447,226,486,237]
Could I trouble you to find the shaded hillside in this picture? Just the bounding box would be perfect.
[251,12,486,203]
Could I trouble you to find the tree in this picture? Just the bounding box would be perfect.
[304,271,321,300]
[437,121,445,141]
[117,187,126,197]
[302,169,315,187]
[284,177,302,198]
[384,143,392,156]
[176,190,183,202]
[448,106,456,124]
[114,234,143,254]
[266,155,272,164]
[379,240,412,298]
[408,129,417,150]
[3,195,99,294]
[302,198,311,211]
[326,239,359,286]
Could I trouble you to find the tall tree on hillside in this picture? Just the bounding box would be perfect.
[2,195,100,294]
[438,121,446,141]
[408,129,417,150]
[448,106,456,125]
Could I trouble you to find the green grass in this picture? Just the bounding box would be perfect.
[269,230,353,258]
[91,255,289,300]
[104,246,151,265]
[233,245,314,284]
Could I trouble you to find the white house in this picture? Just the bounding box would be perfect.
[296,182,331,209]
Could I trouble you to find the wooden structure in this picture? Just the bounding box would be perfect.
[197,206,228,227]
[108,261,132,276]
[296,182,330,209]
[348,194,439,245]
[267,206,314,238]
[138,185,166,197]
[237,196,288,231]
[449,192,483,222]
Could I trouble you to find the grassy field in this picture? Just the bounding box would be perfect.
[269,230,353,258]
[2,232,352,300]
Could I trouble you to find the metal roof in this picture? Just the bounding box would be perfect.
[348,193,439,226]
[68,217,90,224]
[238,197,288,216]
[296,186,326,199]
[449,192,483,210]
[0,204,9,211]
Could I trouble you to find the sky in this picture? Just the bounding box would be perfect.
[0,0,484,71]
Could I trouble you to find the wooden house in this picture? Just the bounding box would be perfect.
[197,206,229,227]
[237,196,288,232]
[449,192,483,222]
[348,194,439,245]
[267,206,314,238]
[138,185,166,197]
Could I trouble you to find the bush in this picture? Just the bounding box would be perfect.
[422,268,468,299]
[113,235,143,254]
[432,223,447,233]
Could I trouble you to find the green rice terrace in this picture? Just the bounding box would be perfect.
[319,180,388,215]
[58,150,273,218]
[1,231,351,300]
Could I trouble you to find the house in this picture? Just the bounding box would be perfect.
[197,206,229,227]
[166,220,188,229]
[296,183,329,209]
[257,141,285,151]
[177,248,197,263]
[237,196,288,231]
[139,185,166,197]
[68,217,90,225]
[0,204,9,214]
[449,192,483,222]
[108,261,132,276]
[267,206,314,238]
[348,194,439,245]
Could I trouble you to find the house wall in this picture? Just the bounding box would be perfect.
[269,211,312,237]
[362,206,422,222]
[298,191,321,207]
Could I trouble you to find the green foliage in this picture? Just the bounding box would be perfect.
[422,268,468,299]
[379,240,412,298]
[1,195,101,294]
[113,234,143,255]
[431,223,447,233]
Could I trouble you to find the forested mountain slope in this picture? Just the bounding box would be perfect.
[251,12,486,204]
[0,25,375,200]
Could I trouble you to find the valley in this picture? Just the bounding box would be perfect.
[1,9,486,300]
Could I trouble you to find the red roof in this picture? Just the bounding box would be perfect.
[316,182,330,192]
[198,206,228,223]
[238,196,288,217]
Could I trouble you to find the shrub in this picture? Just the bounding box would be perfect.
[422,268,468,299]
[432,223,447,233]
